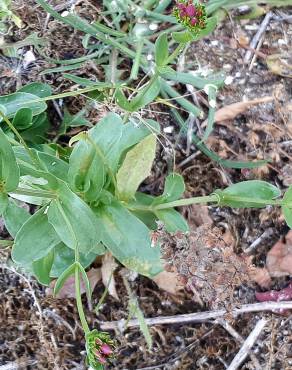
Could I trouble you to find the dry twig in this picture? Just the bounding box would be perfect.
[244,12,274,64]
[226,318,268,370]
[99,301,292,331]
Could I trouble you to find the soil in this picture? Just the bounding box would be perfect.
[0,1,292,369]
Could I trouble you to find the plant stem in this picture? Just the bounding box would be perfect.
[130,38,144,80]
[127,192,284,213]
[165,42,185,65]
[75,265,90,334]
[154,194,219,210]
[55,199,90,334]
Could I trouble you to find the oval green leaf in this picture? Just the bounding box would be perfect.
[116,134,156,201]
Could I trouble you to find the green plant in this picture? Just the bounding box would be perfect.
[1,0,292,368]
[1,106,292,367]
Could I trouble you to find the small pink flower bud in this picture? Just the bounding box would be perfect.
[177,3,185,10]
[190,17,198,26]
[94,351,107,364]
[100,343,113,356]
[180,9,187,18]
[186,4,196,17]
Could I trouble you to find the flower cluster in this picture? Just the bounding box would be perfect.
[86,330,115,369]
[173,1,207,33]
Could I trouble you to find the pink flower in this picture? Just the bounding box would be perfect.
[186,4,196,17]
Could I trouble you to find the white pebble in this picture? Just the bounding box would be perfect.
[61,10,69,17]
[23,50,36,69]
[224,76,234,85]
[163,126,174,134]
[149,23,158,31]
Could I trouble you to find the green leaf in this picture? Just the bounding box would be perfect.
[115,89,133,111]
[40,62,85,75]
[12,108,33,130]
[0,92,47,120]
[48,182,101,254]
[129,297,153,350]
[32,250,54,285]
[3,199,30,237]
[13,146,69,183]
[129,192,158,230]
[161,81,203,117]
[89,112,123,172]
[130,77,161,111]
[117,134,156,201]
[77,261,92,300]
[200,84,217,143]
[59,108,90,135]
[0,128,20,192]
[120,119,160,152]
[12,208,61,265]
[94,201,162,277]
[154,173,185,204]
[0,193,8,215]
[53,262,77,296]
[68,136,105,201]
[20,112,50,144]
[173,17,218,43]
[50,243,104,278]
[18,82,52,98]
[155,33,169,67]
[282,186,292,228]
[155,208,189,232]
[160,67,225,89]
[215,180,281,208]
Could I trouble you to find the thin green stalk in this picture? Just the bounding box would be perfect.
[154,194,219,210]
[75,265,90,334]
[165,43,185,65]
[56,199,90,334]
[130,38,144,80]
[34,85,118,103]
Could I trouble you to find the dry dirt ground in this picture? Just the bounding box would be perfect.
[0,1,292,369]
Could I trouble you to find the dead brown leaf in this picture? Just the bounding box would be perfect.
[153,271,184,295]
[48,268,101,299]
[101,253,119,300]
[266,231,292,277]
[212,96,274,123]
[183,204,213,228]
